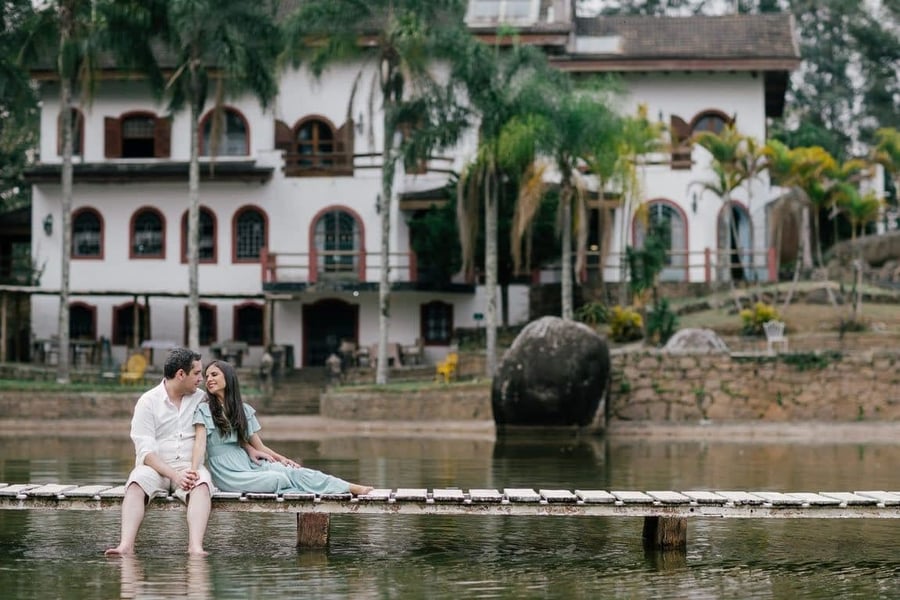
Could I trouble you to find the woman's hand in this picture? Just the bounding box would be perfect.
[278,456,301,469]
[247,447,275,464]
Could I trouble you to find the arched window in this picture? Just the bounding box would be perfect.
[233,207,267,261]
[692,110,731,135]
[718,202,753,282]
[633,201,687,282]
[200,107,249,156]
[234,302,264,346]
[296,118,335,168]
[421,301,453,345]
[69,302,96,340]
[314,209,359,276]
[131,208,165,258]
[112,301,148,346]
[184,303,217,346]
[181,207,216,263]
[57,108,84,156]
[72,208,103,258]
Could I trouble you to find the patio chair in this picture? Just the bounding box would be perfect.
[120,353,148,385]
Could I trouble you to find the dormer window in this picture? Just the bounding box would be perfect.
[466,0,539,24]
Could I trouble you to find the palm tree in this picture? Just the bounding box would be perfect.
[872,127,899,208]
[283,0,469,384]
[21,0,111,383]
[452,35,559,377]
[121,0,281,349]
[507,87,623,320]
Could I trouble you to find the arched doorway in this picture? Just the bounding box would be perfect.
[633,201,688,282]
[302,298,358,366]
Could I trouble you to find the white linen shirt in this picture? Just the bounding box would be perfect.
[131,380,207,468]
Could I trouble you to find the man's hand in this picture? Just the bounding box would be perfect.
[174,469,199,490]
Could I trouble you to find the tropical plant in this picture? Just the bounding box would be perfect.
[645,297,678,346]
[110,0,282,349]
[608,305,643,343]
[873,127,899,207]
[574,301,608,327]
[739,301,779,336]
[452,33,560,377]
[283,0,469,384]
[507,83,624,320]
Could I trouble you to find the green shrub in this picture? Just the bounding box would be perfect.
[740,302,780,336]
[646,298,678,345]
[575,301,609,326]
[609,305,644,342]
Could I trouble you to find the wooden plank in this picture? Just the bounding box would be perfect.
[281,492,316,501]
[211,491,243,500]
[320,493,352,501]
[357,488,391,502]
[432,489,466,503]
[753,492,803,506]
[99,486,127,498]
[244,493,278,501]
[468,489,503,503]
[854,491,900,506]
[819,492,878,506]
[574,490,616,504]
[29,484,78,497]
[539,489,578,503]
[715,491,766,505]
[682,491,728,505]
[394,488,428,502]
[647,491,691,505]
[504,488,541,502]
[62,485,113,498]
[611,491,655,504]
[0,484,40,497]
[785,492,841,506]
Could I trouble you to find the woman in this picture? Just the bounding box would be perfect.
[191,360,373,496]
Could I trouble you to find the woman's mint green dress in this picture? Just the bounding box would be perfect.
[193,402,350,495]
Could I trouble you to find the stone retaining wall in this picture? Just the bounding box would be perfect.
[610,350,900,422]
[320,385,492,421]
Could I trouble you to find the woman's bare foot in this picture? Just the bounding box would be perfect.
[104,545,134,557]
[349,484,374,496]
[188,546,209,557]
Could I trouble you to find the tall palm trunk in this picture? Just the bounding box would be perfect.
[560,178,573,320]
[187,63,201,350]
[484,164,498,377]
[56,0,75,384]
[376,89,396,385]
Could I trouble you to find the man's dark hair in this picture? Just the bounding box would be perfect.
[164,347,201,379]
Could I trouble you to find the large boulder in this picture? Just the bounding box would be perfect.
[662,328,729,354]
[492,316,610,427]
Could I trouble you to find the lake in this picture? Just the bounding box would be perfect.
[2,428,899,599]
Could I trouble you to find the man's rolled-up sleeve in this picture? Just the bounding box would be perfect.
[130,396,158,467]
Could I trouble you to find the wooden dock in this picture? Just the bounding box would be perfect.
[3,483,900,549]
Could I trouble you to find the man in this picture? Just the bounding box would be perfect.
[105,347,212,556]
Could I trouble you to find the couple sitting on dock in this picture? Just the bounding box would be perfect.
[105,347,372,556]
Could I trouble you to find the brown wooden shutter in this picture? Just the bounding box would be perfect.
[104,116,122,158]
[154,116,171,158]
[335,121,352,167]
[274,119,293,153]
[670,115,692,169]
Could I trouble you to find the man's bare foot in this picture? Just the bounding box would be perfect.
[188,547,209,557]
[104,545,134,557]
[350,484,374,496]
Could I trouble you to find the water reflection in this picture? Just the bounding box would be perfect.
[3,431,900,599]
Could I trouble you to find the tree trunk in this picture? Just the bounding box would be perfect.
[376,105,395,385]
[484,166,498,377]
[560,180,573,320]
[55,2,75,384]
[187,89,200,351]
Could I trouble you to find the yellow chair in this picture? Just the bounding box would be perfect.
[434,352,459,384]
[120,353,148,385]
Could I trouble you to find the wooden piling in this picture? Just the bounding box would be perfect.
[642,516,687,550]
[297,512,330,548]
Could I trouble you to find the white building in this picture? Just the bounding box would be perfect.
[26,1,799,368]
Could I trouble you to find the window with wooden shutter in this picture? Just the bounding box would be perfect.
[104,117,122,158]
[154,116,171,158]
[669,115,692,169]
[274,119,293,153]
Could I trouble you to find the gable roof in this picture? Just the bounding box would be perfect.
[568,14,799,68]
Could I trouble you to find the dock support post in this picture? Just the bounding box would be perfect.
[297,513,330,548]
[642,516,686,550]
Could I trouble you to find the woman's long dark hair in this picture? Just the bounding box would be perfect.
[204,360,250,445]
